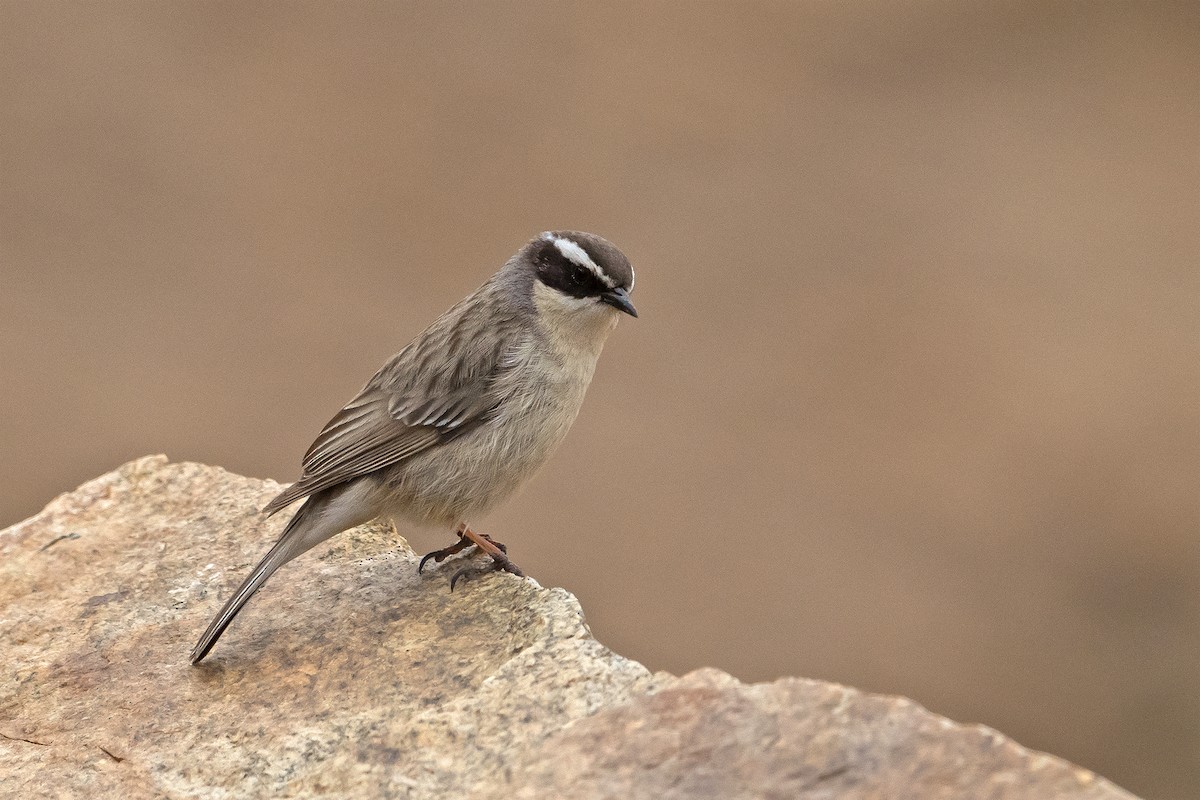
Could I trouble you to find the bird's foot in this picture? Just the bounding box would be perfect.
[418,535,473,573]
[418,524,508,574]
[450,552,525,592]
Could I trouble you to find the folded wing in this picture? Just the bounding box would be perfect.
[263,330,517,515]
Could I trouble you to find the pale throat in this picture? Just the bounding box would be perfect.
[532,281,620,356]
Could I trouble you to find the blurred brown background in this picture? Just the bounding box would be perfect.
[2,2,1197,797]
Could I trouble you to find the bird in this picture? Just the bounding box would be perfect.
[189,230,637,664]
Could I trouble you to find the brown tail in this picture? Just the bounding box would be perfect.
[190,495,329,663]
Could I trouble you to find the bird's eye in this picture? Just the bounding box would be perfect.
[570,266,590,285]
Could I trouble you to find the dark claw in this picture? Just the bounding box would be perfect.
[418,530,509,574]
[417,532,477,574]
[449,555,525,592]
[448,565,476,592]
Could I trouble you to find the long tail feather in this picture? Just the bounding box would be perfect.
[190,495,331,663]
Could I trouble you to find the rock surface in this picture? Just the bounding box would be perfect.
[1,457,1137,799]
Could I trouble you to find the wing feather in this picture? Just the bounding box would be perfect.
[263,301,522,516]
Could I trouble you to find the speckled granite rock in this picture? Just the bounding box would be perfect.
[1,456,660,798]
[471,668,1137,800]
[1,457,1138,799]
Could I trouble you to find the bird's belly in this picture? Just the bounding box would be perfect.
[384,373,590,526]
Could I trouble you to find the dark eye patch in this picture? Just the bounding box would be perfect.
[536,241,604,298]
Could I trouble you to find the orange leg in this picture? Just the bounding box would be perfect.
[417,522,525,590]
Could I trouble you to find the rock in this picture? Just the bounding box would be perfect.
[0,457,1138,799]
[473,669,1136,800]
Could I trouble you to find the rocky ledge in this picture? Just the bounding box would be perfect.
[1,457,1136,799]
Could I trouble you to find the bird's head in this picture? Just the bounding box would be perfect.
[524,231,638,322]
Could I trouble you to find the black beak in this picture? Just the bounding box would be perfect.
[599,286,638,317]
